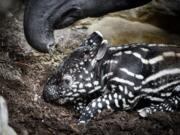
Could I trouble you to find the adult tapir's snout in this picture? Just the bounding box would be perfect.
[24,0,152,53]
[24,0,84,53]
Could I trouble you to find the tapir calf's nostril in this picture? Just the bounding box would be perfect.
[43,85,60,102]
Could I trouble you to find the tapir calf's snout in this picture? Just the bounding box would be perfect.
[43,85,60,102]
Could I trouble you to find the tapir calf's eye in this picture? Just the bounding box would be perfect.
[63,74,73,85]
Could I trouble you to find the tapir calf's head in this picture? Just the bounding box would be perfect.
[43,32,108,104]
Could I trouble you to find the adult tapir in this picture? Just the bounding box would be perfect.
[24,0,152,53]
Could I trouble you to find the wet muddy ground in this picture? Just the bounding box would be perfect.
[0,12,180,135]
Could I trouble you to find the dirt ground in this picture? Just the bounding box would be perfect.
[0,13,180,135]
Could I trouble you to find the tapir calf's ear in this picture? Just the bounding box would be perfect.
[96,40,108,60]
[81,31,103,47]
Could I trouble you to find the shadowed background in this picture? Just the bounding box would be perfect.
[0,0,180,134]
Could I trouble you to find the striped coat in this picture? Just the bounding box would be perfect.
[43,32,180,124]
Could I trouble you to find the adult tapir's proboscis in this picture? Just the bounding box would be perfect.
[24,0,152,52]
[43,32,180,124]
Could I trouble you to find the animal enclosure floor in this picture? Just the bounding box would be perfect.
[0,14,180,135]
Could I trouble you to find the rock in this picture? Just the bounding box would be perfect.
[87,0,180,45]
[0,96,17,135]
[108,0,180,34]
[0,0,23,16]
[152,0,180,16]
[88,16,180,45]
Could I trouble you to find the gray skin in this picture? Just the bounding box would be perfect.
[24,0,152,53]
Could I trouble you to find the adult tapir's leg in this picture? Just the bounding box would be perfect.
[24,0,152,53]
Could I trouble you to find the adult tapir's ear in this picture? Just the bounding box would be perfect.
[81,31,103,47]
[95,40,108,60]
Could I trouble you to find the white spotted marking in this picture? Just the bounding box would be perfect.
[66,92,73,96]
[98,103,103,108]
[128,94,145,104]
[131,52,169,65]
[161,92,171,97]
[109,95,112,100]
[175,85,180,91]
[92,102,96,108]
[85,83,93,88]
[73,93,79,97]
[103,60,110,65]
[105,100,111,109]
[93,81,99,86]
[97,98,101,102]
[117,46,123,49]
[124,51,132,54]
[128,91,134,98]
[103,60,118,65]
[120,68,144,80]
[91,59,97,67]
[175,100,178,105]
[118,85,124,91]
[111,77,135,86]
[132,52,148,64]
[142,68,180,85]
[75,64,79,68]
[79,75,83,79]
[80,62,84,65]
[102,72,113,80]
[79,121,86,124]
[98,110,101,113]
[114,52,122,56]
[163,51,176,57]
[90,39,94,43]
[122,98,130,109]
[134,86,142,91]
[79,83,83,89]
[148,44,157,47]
[115,99,120,107]
[88,86,102,94]
[140,48,149,52]
[118,95,122,99]
[148,55,164,64]
[110,60,118,64]
[124,86,128,95]
[146,96,164,102]
[142,80,180,93]
[71,85,77,88]
[85,77,91,81]
[114,93,118,99]
[73,89,77,92]
[111,84,116,89]
[90,73,94,78]
[85,70,89,74]
[105,100,110,105]
[78,89,86,93]
[109,47,117,51]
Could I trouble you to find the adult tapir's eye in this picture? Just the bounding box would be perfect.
[62,74,73,86]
